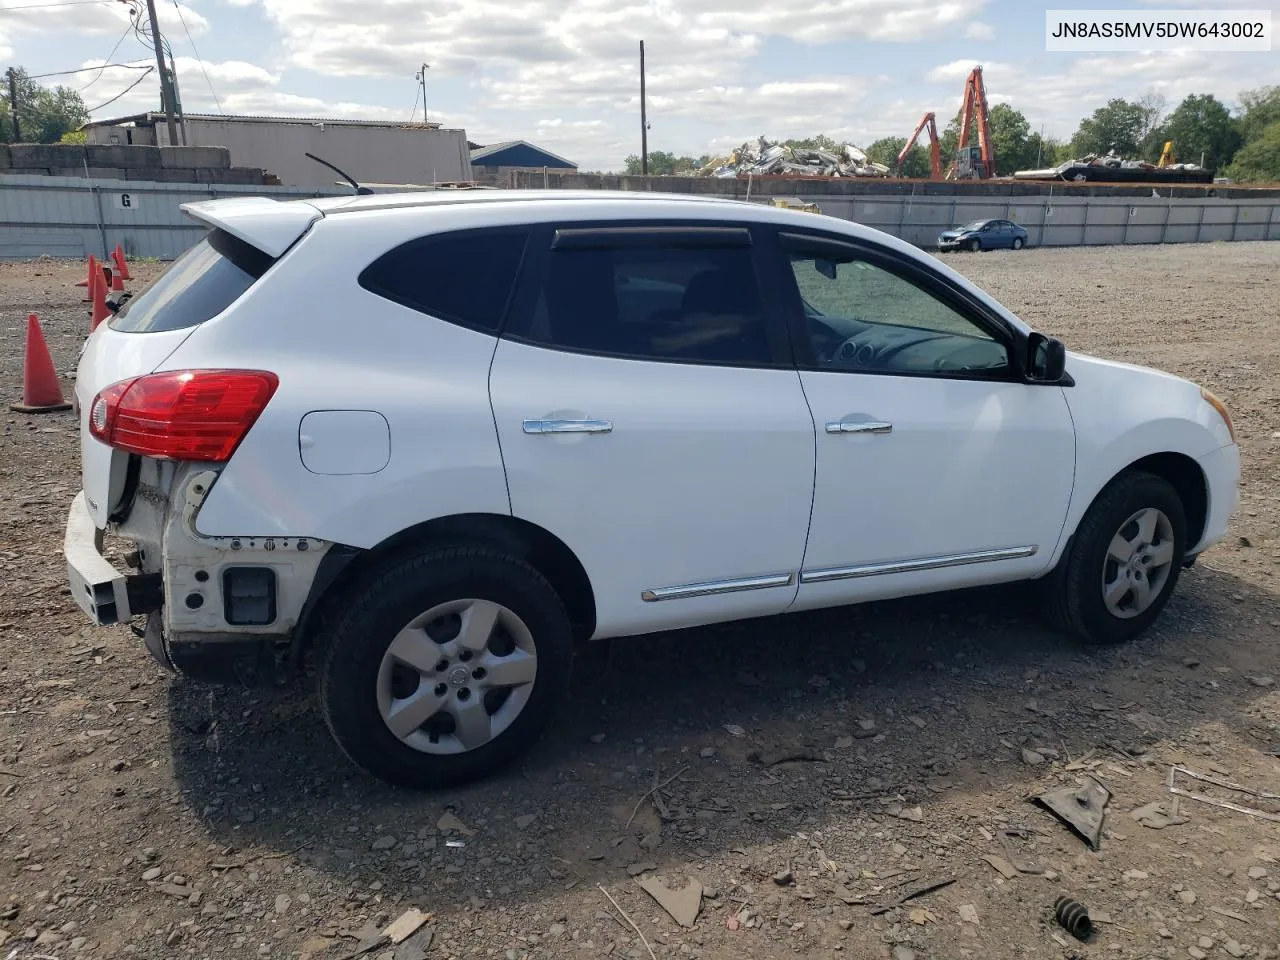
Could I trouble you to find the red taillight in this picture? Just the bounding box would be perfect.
[88,370,279,462]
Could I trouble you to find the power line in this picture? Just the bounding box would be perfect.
[24,62,149,81]
[170,0,220,113]
[408,81,421,124]
[79,17,139,92]
[0,0,112,9]
[84,64,151,112]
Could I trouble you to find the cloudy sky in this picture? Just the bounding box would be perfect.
[1,0,1276,170]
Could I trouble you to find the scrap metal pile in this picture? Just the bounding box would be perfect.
[698,137,891,178]
[1014,151,1213,184]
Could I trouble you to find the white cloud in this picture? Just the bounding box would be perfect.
[1,0,207,38]
[0,25,12,61]
[926,59,1009,83]
[964,20,993,40]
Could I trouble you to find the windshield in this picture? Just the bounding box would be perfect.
[959,220,990,231]
[109,228,275,333]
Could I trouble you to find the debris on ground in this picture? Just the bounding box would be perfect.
[1168,765,1280,823]
[382,909,430,945]
[1129,799,1189,829]
[871,876,956,915]
[1054,896,1093,940]
[1032,778,1111,850]
[637,875,703,928]
[748,745,828,767]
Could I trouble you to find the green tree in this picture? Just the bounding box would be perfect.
[0,68,89,143]
[987,103,1035,175]
[623,151,701,175]
[1070,98,1150,157]
[1161,93,1241,171]
[1223,119,1280,182]
[1236,86,1280,144]
[865,136,933,177]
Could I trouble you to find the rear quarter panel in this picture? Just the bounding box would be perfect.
[161,209,513,548]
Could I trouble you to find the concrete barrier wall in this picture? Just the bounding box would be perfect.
[0,174,347,261]
[3,171,1278,261]
[509,172,1280,249]
[835,193,1280,247]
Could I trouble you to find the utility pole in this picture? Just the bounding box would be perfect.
[143,0,179,145]
[418,63,429,122]
[639,40,648,176]
[6,68,21,142]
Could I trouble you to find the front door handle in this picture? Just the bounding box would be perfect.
[825,419,892,435]
[523,418,613,435]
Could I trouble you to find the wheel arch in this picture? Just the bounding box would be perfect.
[293,513,598,659]
[1058,451,1208,567]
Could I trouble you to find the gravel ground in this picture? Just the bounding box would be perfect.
[2,242,1279,960]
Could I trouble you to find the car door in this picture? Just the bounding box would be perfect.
[762,227,1077,612]
[489,221,816,639]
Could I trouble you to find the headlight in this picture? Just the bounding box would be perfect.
[1201,387,1237,443]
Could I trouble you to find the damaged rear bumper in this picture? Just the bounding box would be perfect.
[64,491,162,626]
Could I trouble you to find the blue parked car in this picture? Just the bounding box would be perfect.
[937,218,1029,252]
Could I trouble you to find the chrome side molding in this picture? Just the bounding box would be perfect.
[800,545,1037,584]
[642,572,795,602]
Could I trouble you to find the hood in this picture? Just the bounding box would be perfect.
[939,229,964,238]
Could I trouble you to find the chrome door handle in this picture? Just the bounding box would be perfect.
[523,418,613,435]
[825,419,892,435]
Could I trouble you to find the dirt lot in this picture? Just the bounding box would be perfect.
[2,242,1279,960]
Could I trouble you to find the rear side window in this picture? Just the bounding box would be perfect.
[508,228,774,367]
[358,227,530,333]
[110,228,275,333]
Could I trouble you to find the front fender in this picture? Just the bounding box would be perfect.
[1050,415,1224,567]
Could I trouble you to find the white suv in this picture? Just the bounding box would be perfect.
[64,191,1240,788]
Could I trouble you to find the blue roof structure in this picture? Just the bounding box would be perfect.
[469,140,577,169]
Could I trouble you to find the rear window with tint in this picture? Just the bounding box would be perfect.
[109,228,275,333]
[358,227,530,333]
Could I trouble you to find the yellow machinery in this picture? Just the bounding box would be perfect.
[1158,141,1175,168]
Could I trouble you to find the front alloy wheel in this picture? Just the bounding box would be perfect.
[1042,471,1187,645]
[1101,508,1177,619]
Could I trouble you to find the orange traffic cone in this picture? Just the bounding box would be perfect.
[90,269,112,331]
[78,254,97,297]
[111,268,124,292]
[10,314,72,413]
[113,243,132,281]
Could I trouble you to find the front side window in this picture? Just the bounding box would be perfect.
[786,244,1010,377]
[514,236,773,366]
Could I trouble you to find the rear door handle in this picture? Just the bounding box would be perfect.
[523,418,613,435]
[825,419,892,435]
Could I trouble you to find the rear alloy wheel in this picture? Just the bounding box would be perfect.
[966,238,981,252]
[1012,237,1025,250]
[1042,471,1186,645]
[317,546,573,788]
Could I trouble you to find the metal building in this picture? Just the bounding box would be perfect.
[82,113,474,190]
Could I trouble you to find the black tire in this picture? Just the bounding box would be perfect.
[1012,237,1025,250]
[316,545,573,788]
[966,238,981,252]
[1041,471,1187,645]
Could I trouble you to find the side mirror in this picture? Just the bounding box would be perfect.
[1027,332,1066,382]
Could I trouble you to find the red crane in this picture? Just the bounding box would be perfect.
[897,111,942,180]
[952,65,996,179]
